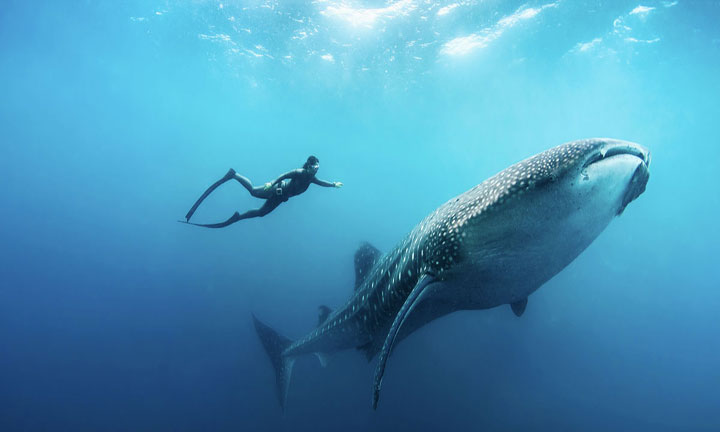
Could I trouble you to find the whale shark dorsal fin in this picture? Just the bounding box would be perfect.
[511,298,528,317]
[318,305,332,326]
[372,274,437,409]
[354,242,381,291]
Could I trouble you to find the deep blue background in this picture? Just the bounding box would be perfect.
[1,1,719,430]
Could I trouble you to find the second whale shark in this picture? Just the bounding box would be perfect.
[252,138,651,410]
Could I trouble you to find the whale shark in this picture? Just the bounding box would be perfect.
[252,138,650,410]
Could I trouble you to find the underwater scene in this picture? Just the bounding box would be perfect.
[1,0,719,431]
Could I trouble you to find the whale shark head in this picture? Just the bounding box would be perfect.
[422,138,650,305]
[572,138,650,215]
[507,138,651,219]
[465,137,651,231]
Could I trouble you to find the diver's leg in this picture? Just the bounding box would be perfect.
[185,168,237,221]
[224,197,282,222]
[233,173,272,199]
[179,198,283,229]
[255,197,283,217]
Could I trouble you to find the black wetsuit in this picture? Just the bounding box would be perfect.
[183,168,337,228]
[237,169,335,218]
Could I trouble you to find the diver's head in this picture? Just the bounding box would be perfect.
[304,155,320,174]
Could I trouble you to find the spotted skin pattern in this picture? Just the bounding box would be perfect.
[282,140,604,358]
[255,138,650,410]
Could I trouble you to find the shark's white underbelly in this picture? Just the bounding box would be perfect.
[447,176,628,310]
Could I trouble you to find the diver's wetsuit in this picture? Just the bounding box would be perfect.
[183,168,337,228]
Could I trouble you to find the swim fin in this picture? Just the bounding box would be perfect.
[185,168,236,221]
[178,212,242,228]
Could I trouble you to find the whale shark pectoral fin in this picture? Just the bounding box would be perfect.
[372,274,437,409]
[510,298,528,317]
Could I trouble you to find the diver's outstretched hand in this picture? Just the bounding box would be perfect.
[334,181,343,188]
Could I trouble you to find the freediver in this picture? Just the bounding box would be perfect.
[181,156,343,228]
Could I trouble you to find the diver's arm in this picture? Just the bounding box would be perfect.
[312,177,343,188]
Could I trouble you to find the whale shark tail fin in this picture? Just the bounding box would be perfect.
[252,314,296,412]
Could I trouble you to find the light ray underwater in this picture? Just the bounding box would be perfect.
[1,1,719,431]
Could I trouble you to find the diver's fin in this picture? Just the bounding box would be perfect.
[372,274,437,409]
[185,168,236,221]
[180,212,242,229]
[354,242,381,290]
[252,314,296,412]
[510,298,528,317]
[317,305,332,326]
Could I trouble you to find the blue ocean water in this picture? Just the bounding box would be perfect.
[1,0,719,430]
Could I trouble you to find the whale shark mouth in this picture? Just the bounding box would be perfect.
[617,160,650,215]
[579,141,651,215]
[583,143,651,169]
